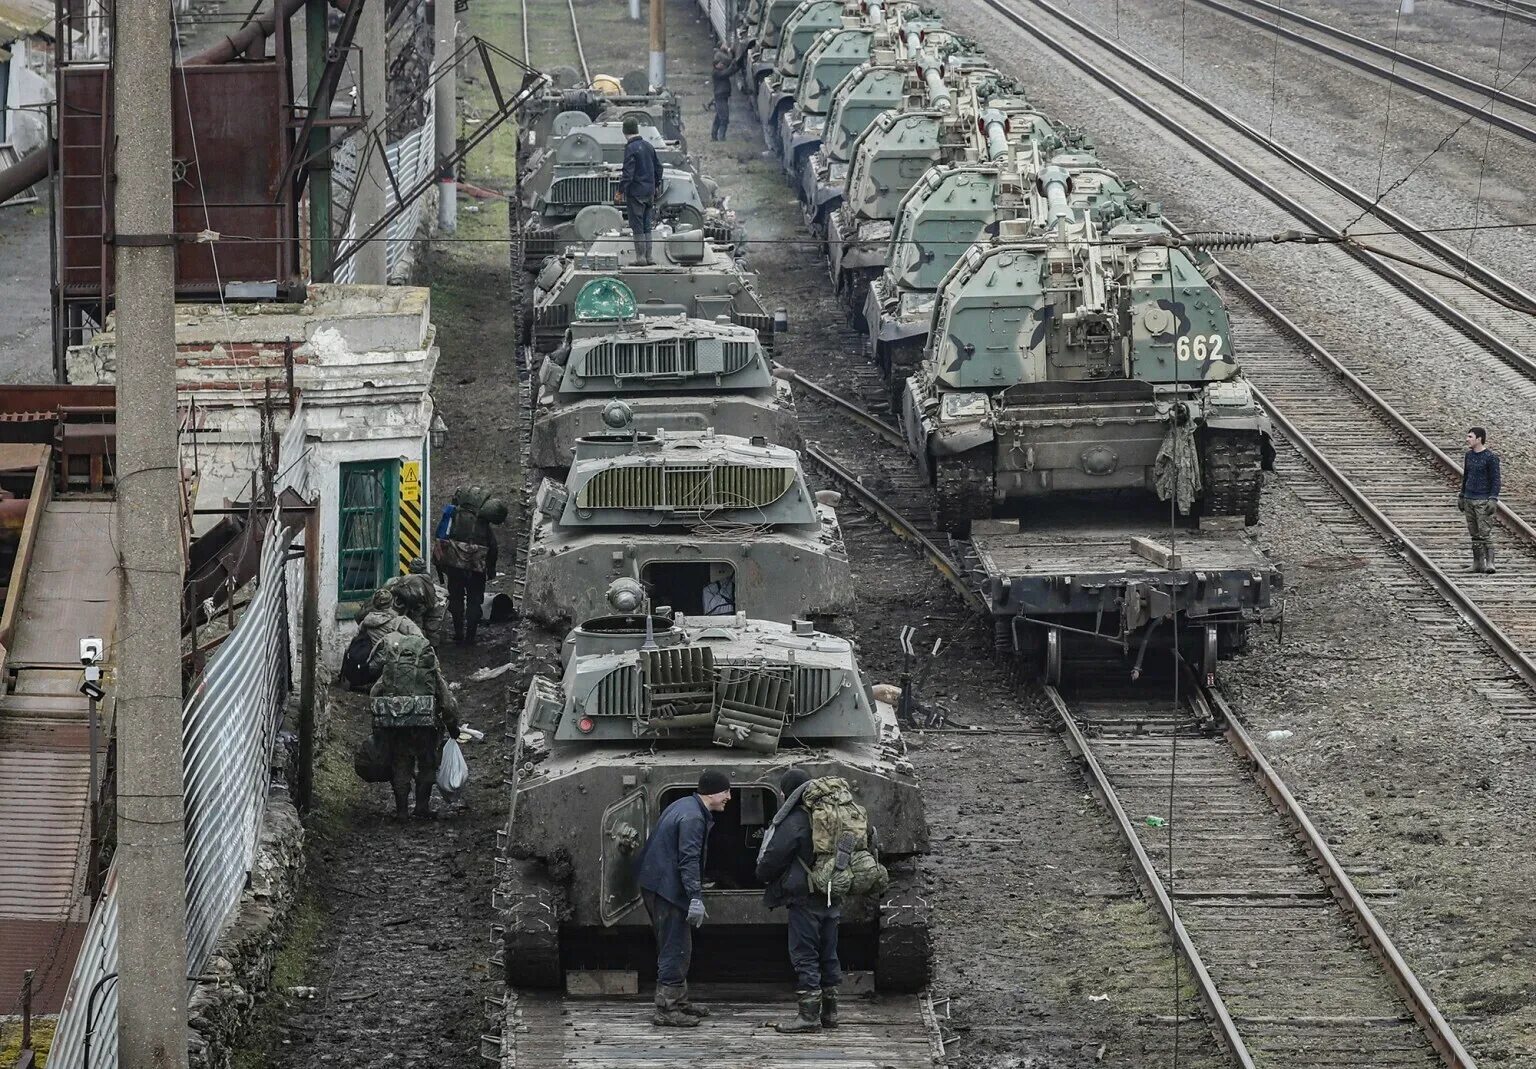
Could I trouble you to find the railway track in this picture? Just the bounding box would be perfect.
[1440,0,1536,30]
[516,0,588,83]
[984,0,1536,386]
[1182,0,1536,141]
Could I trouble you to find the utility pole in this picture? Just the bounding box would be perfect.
[434,0,457,232]
[306,0,334,281]
[649,0,666,88]
[353,0,388,283]
[113,0,190,1062]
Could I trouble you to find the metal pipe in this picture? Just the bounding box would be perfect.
[648,0,666,86]
[185,0,350,64]
[434,0,457,231]
[1037,162,1070,220]
[921,65,949,109]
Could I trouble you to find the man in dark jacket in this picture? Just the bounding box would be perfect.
[617,117,663,264]
[435,486,508,645]
[635,768,732,1026]
[1459,426,1501,573]
[709,44,744,141]
[756,768,842,1033]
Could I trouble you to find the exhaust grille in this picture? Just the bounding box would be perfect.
[576,338,755,379]
[549,174,619,207]
[793,667,839,716]
[589,666,642,717]
[577,464,795,511]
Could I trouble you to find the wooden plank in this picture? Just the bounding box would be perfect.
[1130,535,1181,570]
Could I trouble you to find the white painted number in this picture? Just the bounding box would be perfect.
[1176,333,1224,361]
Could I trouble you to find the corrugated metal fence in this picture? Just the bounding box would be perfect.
[50,506,301,1069]
[332,99,437,283]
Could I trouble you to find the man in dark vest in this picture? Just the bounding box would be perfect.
[709,44,744,141]
[617,117,662,265]
[634,768,732,1026]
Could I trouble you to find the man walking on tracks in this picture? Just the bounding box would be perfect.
[635,769,733,1027]
[757,769,888,1033]
[708,43,744,141]
[434,485,508,645]
[616,117,662,265]
[1459,427,1501,574]
[368,629,459,820]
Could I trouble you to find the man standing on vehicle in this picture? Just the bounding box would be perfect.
[635,768,732,1027]
[616,117,662,265]
[1458,427,1501,574]
[756,768,842,1033]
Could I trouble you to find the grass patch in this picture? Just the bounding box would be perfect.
[0,1017,56,1067]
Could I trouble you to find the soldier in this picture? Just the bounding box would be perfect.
[344,588,423,691]
[756,768,842,1033]
[1459,427,1502,574]
[708,44,744,142]
[385,557,446,642]
[435,486,509,645]
[368,629,460,820]
[634,768,733,1027]
[616,117,662,265]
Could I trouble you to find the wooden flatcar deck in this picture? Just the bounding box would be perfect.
[970,521,1269,578]
[504,988,945,1068]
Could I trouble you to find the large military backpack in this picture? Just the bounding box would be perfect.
[798,777,889,904]
[370,632,439,728]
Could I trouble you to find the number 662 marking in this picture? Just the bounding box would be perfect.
[1175,333,1224,361]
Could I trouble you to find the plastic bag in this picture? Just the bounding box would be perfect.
[437,737,468,796]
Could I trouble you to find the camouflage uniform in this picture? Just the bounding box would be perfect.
[368,632,461,819]
[437,487,508,645]
[385,558,446,642]
[345,590,424,691]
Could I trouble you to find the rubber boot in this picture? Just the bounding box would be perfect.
[1485,543,1498,575]
[652,984,700,1028]
[775,990,822,1033]
[675,982,710,1018]
[1472,545,1485,574]
[392,789,411,821]
[820,987,839,1029]
[413,778,436,820]
[451,612,464,643]
[465,621,478,646]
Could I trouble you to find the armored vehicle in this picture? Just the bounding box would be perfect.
[530,226,778,351]
[531,279,799,469]
[799,32,986,228]
[902,214,1272,533]
[518,122,732,270]
[775,20,875,178]
[499,601,930,991]
[828,84,1050,328]
[753,0,843,143]
[866,149,1140,404]
[521,429,854,629]
[518,74,684,160]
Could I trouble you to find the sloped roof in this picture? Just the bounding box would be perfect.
[0,0,53,44]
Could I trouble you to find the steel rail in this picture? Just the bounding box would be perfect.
[774,364,908,448]
[989,0,1536,380]
[1039,685,1257,1069]
[1440,0,1536,30]
[1189,0,1536,137]
[1206,686,1479,1068]
[802,443,985,612]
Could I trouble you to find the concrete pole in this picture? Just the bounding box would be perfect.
[112,0,191,1062]
[306,0,334,281]
[629,0,639,22]
[353,0,389,283]
[649,0,666,87]
[1400,0,1414,14]
[434,0,457,232]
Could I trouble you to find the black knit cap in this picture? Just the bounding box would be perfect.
[622,117,640,136]
[697,768,731,796]
[779,768,811,795]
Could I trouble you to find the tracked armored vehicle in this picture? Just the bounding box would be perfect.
[521,429,853,629]
[529,227,778,352]
[767,14,874,161]
[866,149,1139,404]
[828,82,1051,328]
[531,279,799,469]
[499,600,930,992]
[518,73,684,160]
[754,0,844,143]
[903,213,1272,533]
[518,120,733,270]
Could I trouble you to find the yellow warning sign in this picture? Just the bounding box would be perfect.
[399,460,423,574]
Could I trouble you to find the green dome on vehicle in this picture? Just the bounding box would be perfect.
[574,277,637,321]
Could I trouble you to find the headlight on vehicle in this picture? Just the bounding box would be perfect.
[941,391,989,420]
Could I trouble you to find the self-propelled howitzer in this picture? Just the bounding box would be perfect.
[498,605,930,992]
[902,213,1273,533]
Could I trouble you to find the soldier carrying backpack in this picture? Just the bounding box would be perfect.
[433,485,509,645]
[368,630,460,820]
[756,769,889,1034]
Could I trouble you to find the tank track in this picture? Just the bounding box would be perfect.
[875,862,932,993]
[1200,429,1264,526]
[499,860,563,989]
[933,449,994,538]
